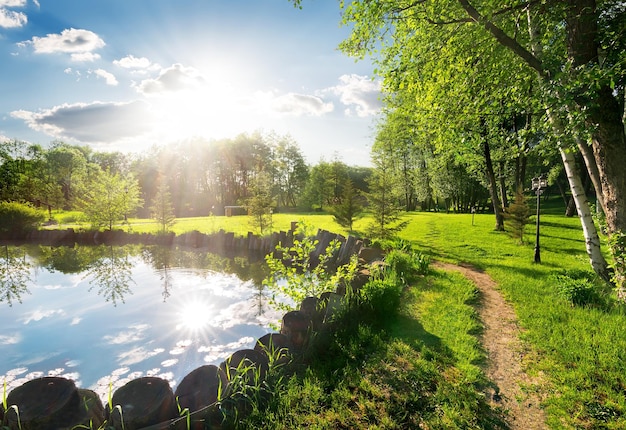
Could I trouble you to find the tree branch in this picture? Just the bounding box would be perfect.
[456,0,547,78]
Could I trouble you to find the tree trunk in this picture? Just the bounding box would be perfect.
[498,160,508,209]
[557,140,610,280]
[482,136,505,231]
[524,6,610,280]
[576,137,605,212]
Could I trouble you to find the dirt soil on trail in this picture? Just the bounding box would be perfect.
[434,262,547,430]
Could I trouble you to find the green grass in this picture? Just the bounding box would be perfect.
[398,209,626,429]
[46,211,371,238]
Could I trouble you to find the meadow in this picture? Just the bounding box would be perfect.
[45,204,625,428]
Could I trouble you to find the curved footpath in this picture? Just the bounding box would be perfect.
[434,262,547,430]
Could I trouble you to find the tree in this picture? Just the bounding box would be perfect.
[366,138,404,239]
[270,134,309,208]
[330,178,364,232]
[247,171,275,235]
[505,189,531,244]
[301,161,334,210]
[45,142,88,209]
[150,178,176,233]
[79,169,143,230]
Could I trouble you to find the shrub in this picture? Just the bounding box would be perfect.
[0,201,46,234]
[552,270,601,307]
[360,275,403,319]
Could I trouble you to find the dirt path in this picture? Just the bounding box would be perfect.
[434,262,547,430]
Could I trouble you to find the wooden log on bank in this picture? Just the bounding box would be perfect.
[280,310,311,351]
[5,377,104,430]
[174,365,228,413]
[106,377,177,430]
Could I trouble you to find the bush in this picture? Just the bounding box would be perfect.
[0,201,46,234]
[360,276,403,318]
[552,270,601,307]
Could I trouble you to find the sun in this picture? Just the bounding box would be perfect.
[147,66,265,142]
[178,300,213,331]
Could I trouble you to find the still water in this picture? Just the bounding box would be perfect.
[0,244,281,401]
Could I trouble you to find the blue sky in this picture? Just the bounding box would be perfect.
[0,0,381,166]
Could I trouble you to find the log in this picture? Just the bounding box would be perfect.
[106,377,177,430]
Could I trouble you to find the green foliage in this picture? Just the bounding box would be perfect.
[505,189,531,244]
[366,143,404,239]
[264,221,358,312]
[150,179,176,233]
[551,271,601,307]
[238,247,497,429]
[78,169,143,231]
[329,178,363,232]
[247,171,275,235]
[608,231,626,300]
[0,201,46,234]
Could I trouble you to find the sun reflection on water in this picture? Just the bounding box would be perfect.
[177,300,214,331]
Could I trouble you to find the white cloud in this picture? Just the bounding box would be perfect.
[136,63,205,95]
[0,333,20,344]
[0,7,26,28]
[328,74,381,117]
[114,54,152,69]
[92,68,118,86]
[22,28,105,58]
[21,308,65,324]
[71,52,100,62]
[104,324,150,344]
[117,347,164,366]
[271,93,334,117]
[0,1,28,6]
[70,317,82,325]
[11,100,155,143]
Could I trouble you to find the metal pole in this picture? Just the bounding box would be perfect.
[534,190,541,263]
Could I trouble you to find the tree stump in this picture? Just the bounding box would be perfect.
[219,348,269,385]
[174,365,228,412]
[280,310,311,350]
[106,377,177,430]
[5,377,80,430]
[254,333,292,365]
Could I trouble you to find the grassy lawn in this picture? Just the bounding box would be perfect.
[399,210,626,429]
[46,211,370,237]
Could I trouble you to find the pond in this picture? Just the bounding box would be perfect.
[0,244,282,402]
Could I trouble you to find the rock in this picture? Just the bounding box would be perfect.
[300,296,324,331]
[358,246,385,263]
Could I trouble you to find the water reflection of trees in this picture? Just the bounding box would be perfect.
[5,243,270,307]
[140,246,269,303]
[0,245,32,306]
[85,245,134,306]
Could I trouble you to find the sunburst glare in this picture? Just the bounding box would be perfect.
[177,300,213,331]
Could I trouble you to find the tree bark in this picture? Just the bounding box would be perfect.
[557,137,610,280]
[525,5,610,280]
[482,135,505,230]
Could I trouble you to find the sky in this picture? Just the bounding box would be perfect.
[0,0,382,166]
